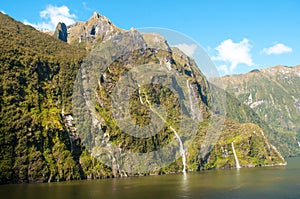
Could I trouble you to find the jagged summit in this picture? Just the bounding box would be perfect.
[54,12,173,52]
[54,11,124,50]
[88,11,114,25]
[89,11,108,21]
[90,11,101,19]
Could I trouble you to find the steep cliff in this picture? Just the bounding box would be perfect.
[53,22,68,42]
[0,12,286,184]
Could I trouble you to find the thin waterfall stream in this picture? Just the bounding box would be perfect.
[231,142,241,169]
[140,85,187,173]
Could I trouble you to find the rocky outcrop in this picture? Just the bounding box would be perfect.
[65,12,124,50]
[142,33,171,51]
[53,22,68,42]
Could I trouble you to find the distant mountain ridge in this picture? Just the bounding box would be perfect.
[221,65,300,156]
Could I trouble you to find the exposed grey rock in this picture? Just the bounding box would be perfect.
[66,11,123,49]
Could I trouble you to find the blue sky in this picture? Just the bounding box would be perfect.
[1,0,299,75]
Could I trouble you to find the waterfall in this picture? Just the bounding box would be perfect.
[144,94,187,174]
[138,85,144,105]
[231,142,241,169]
[171,126,187,174]
[298,141,300,147]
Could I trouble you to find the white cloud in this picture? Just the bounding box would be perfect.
[24,5,76,31]
[174,43,197,57]
[82,2,93,11]
[217,64,229,75]
[212,38,254,73]
[262,43,292,55]
[24,19,39,27]
[0,10,6,14]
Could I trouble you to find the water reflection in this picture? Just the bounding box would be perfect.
[0,157,300,199]
[178,173,190,198]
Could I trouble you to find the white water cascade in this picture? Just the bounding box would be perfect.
[171,126,187,174]
[138,85,144,105]
[231,142,241,169]
[298,141,300,147]
[144,93,187,174]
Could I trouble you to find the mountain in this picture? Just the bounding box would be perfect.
[54,11,123,51]
[0,12,87,183]
[220,65,300,157]
[0,12,285,184]
[191,119,285,170]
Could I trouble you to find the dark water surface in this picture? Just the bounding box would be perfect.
[1,157,300,199]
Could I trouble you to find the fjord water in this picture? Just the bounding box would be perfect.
[1,157,299,199]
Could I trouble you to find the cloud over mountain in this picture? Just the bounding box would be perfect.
[24,5,76,31]
[212,38,254,74]
[262,43,292,55]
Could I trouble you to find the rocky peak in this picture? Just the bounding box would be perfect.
[90,11,101,19]
[89,11,107,21]
[53,22,68,42]
[87,11,113,25]
[66,11,123,50]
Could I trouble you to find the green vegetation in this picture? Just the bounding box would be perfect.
[0,13,101,183]
[220,66,300,157]
[0,12,286,184]
[189,119,285,170]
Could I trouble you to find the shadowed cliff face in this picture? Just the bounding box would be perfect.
[220,65,300,157]
[53,22,68,42]
[0,12,286,184]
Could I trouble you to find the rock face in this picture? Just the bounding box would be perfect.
[0,12,286,184]
[142,33,171,51]
[220,65,300,157]
[66,12,123,50]
[53,22,68,42]
[72,18,286,175]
